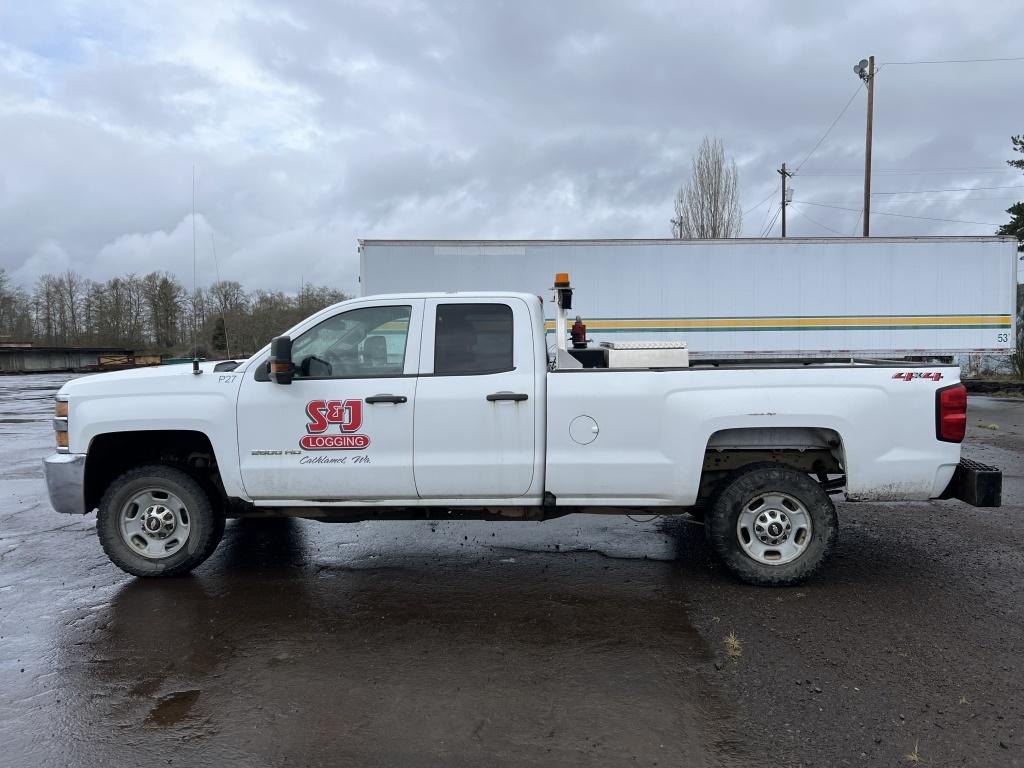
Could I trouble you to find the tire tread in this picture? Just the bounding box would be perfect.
[705,462,837,587]
[97,464,223,578]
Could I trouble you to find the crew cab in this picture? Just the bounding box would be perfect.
[43,276,1001,585]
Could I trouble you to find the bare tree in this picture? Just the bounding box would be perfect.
[142,271,184,349]
[0,269,32,340]
[58,270,86,344]
[8,268,348,358]
[89,276,145,347]
[207,280,250,356]
[33,275,60,344]
[672,136,742,239]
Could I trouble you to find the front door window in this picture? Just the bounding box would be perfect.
[292,305,412,379]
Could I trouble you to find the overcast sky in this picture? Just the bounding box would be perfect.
[1,0,1021,294]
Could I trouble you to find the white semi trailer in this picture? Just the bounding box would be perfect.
[359,237,1018,360]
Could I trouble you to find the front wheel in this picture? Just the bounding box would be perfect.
[705,463,837,586]
[97,465,225,578]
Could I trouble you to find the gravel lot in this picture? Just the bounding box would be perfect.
[0,373,1021,767]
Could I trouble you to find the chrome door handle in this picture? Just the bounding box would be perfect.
[486,392,528,402]
[366,394,407,404]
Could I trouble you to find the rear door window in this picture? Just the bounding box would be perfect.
[433,303,513,375]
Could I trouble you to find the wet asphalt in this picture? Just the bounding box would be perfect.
[1,373,1022,767]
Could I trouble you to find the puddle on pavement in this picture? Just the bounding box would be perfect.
[145,690,201,727]
[1,372,752,766]
[27,523,746,766]
[129,677,165,697]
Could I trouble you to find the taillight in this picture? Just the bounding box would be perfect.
[936,383,967,442]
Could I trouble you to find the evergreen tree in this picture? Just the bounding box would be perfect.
[997,134,1024,250]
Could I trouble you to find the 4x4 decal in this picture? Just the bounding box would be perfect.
[301,399,370,450]
[892,372,943,382]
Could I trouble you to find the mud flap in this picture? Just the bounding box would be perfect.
[940,458,1002,508]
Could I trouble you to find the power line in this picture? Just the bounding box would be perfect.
[794,200,1003,227]
[805,166,1007,172]
[874,195,1023,204]
[794,194,1022,205]
[793,82,864,173]
[872,184,1024,195]
[761,205,782,237]
[759,195,778,235]
[881,56,1024,65]
[798,170,1013,177]
[743,185,778,216]
[794,166,1011,176]
[850,209,864,235]
[788,204,848,236]
[868,210,1002,227]
[758,204,774,237]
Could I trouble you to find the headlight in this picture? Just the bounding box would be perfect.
[54,398,69,451]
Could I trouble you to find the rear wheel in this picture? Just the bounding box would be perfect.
[705,463,837,586]
[97,465,224,578]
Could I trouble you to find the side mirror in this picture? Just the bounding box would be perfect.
[269,335,294,385]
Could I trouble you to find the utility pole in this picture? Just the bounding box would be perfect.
[854,55,875,236]
[777,163,793,237]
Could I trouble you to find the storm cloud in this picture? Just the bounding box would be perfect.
[1,0,1021,292]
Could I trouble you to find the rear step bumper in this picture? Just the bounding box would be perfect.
[941,458,1002,507]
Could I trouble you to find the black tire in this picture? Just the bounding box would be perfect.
[97,464,225,578]
[705,462,837,586]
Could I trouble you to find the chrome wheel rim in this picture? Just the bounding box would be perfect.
[118,488,191,559]
[736,492,812,565]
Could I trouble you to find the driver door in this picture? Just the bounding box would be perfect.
[236,299,423,501]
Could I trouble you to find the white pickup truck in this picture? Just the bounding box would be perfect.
[43,275,1001,586]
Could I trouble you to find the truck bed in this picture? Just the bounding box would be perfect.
[544,363,962,506]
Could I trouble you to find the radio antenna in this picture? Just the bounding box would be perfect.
[191,164,201,375]
[209,231,231,359]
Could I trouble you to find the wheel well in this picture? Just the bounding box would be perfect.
[699,427,846,504]
[84,430,225,511]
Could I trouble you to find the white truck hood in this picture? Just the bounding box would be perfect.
[59,361,245,396]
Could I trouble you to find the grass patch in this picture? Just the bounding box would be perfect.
[723,631,742,659]
[905,740,922,764]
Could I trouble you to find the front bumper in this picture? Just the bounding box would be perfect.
[42,453,88,515]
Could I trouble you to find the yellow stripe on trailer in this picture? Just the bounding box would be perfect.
[544,315,1012,332]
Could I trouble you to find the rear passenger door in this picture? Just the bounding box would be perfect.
[413,298,537,498]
